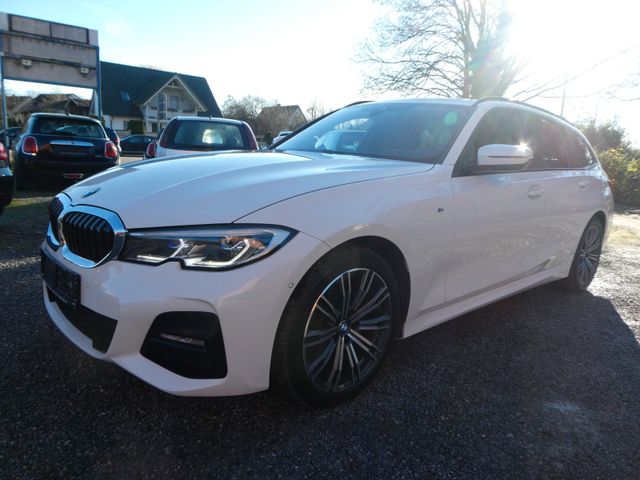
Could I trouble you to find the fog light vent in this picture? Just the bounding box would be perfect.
[141,312,227,379]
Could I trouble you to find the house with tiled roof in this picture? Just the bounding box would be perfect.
[93,61,221,135]
[2,94,90,126]
[255,105,307,143]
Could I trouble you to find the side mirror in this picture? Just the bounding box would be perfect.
[477,144,532,168]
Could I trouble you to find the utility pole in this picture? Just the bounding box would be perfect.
[0,52,8,148]
[560,73,568,117]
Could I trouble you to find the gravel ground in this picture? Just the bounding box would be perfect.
[1,192,639,479]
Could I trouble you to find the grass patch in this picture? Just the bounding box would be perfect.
[0,192,53,251]
[608,225,640,247]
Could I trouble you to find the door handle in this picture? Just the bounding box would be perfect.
[527,185,544,198]
[579,180,589,190]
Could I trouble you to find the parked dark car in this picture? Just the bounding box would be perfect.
[104,126,121,153]
[120,134,155,155]
[0,127,22,149]
[0,142,14,216]
[13,113,119,190]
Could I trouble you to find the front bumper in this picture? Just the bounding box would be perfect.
[42,232,329,396]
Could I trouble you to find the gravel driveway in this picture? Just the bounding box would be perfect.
[1,192,639,479]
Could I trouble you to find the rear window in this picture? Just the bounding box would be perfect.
[34,118,105,138]
[163,121,248,151]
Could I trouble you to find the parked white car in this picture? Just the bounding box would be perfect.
[42,99,613,406]
[145,116,258,159]
[271,130,292,145]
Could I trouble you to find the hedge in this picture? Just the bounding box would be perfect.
[599,149,640,206]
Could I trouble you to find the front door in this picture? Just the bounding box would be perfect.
[447,107,550,302]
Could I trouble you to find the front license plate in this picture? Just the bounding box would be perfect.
[41,249,81,309]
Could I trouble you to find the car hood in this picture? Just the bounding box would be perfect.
[64,150,431,228]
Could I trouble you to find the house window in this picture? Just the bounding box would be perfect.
[121,91,130,101]
[169,95,179,111]
[157,94,166,120]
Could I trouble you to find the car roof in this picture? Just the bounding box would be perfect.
[361,98,476,107]
[349,97,573,126]
[121,134,151,139]
[170,116,244,126]
[30,112,102,124]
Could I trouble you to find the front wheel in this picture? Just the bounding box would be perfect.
[563,217,604,292]
[271,245,400,407]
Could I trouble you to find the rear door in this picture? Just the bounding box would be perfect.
[447,107,552,301]
[522,112,601,267]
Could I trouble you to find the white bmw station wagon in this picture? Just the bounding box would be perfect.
[42,99,613,406]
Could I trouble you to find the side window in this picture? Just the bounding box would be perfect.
[564,131,596,168]
[523,114,572,170]
[457,108,525,172]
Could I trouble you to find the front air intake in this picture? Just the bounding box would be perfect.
[141,312,228,379]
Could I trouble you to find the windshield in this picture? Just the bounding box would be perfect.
[276,102,470,163]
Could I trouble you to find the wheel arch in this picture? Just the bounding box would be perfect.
[592,210,606,226]
[324,235,411,338]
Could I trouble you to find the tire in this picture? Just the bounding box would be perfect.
[562,217,604,292]
[14,157,35,191]
[271,245,400,407]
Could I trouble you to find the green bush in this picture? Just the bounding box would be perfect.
[128,120,144,134]
[599,149,640,206]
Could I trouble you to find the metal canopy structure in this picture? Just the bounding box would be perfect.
[0,13,101,145]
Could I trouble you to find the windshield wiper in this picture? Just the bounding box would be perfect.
[314,149,350,155]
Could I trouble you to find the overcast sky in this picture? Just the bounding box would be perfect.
[1,0,638,144]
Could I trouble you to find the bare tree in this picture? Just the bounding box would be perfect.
[306,98,328,120]
[360,0,521,98]
[511,47,640,103]
[605,63,640,102]
[222,95,274,131]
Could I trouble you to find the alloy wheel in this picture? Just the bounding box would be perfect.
[576,222,603,288]
[302,268,392,393]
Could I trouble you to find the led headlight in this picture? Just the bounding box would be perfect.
[120,225,295,270]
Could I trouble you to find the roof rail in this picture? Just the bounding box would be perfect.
[473,96,572,125]
[473,96,510,105]
[343,100,372,108]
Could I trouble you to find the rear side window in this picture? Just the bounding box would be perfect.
[33,118,105,138]
[457,107,526,171]
[524,115,567,169]
[163,121,248,151]
[522,113,580,170]
[563,130,597,168]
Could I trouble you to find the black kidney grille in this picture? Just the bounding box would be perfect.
[48,197,65,241]
[62,212,115,262]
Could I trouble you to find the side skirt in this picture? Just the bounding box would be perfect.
[402,264,568,338]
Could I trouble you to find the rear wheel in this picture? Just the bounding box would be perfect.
[272,245,400,407]
[563,217,604,292]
